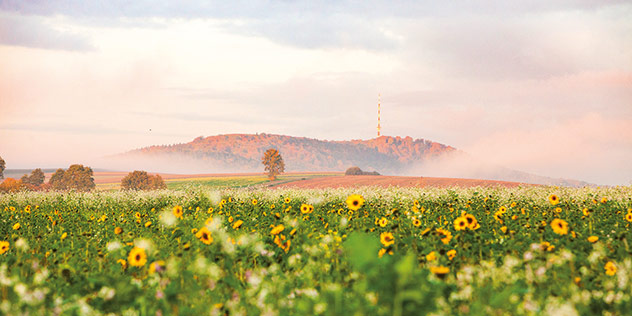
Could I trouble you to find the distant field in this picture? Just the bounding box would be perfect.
[275,175,530,189]
[93,172,342,191]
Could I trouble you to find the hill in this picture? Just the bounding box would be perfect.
[116,134,455,173]
[110,133,593,187]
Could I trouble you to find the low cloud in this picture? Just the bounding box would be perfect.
[0,13,94,51]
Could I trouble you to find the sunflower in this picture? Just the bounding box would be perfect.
[284,197,291,204]
[541,241,555,252]
[430,266,450,277]
[447,249,456,260]
[144,221,152,228]
[173,205,183,219]
[232,220,243,229]
[149,260,166,274]
[270,224,285,235]
[0,241,9,255]
[346,194,365,211]
[12,223,20,230]
[548,194,560,205]
[605,261,617,276]
[436,228,452,245]
[252,199,258,206]
[117,259,127,269]
[550,218,569,235]
[195,227,213,245]
[412,218,421,227]
[587,236,599,243]
[378,217,388,227]
[128,247,147,267]
[600,197,608,204]
[625,213,632,223]
[274,234,291,253]
[582,208,592,217]
[380,232,395,247]
[454,217,468,231]
[464,214,478,229]
[425,251,437,261]
[378,248,387,258]
[493,211,504,224]
[300,204,314,214]
[61,232,67,240]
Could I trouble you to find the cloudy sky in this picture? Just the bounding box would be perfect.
[0,1,630,185]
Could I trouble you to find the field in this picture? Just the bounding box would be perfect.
[92,172,342,191]
[1,185,632,315]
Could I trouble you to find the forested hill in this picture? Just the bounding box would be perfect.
[120,134,456,173]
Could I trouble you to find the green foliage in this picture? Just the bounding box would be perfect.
[0,186,631,315]
[261,148,285,180]
[121,171,166,191]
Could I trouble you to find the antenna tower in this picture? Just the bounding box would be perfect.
[377,94,381,137]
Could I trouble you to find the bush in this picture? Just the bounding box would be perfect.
[0,178,23,193]
[121,171,167,190]
[345,166,380,176]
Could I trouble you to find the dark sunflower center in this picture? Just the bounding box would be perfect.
[353,201,359,206]
[136,254,140,260]
[466,217,473,224]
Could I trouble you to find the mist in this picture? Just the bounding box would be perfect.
[94,153,261,175]
[400,152,597,187]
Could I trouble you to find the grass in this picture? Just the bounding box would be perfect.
[95,172,342,191]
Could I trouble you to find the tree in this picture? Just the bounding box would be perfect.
[121,171,166,190]
[262,148,285,180]
[147,174,167,190]
[21,168,45,186]
[63,164,95,191]
[48,165,95,191]
[49,168,66,190]
[0,156,5,180]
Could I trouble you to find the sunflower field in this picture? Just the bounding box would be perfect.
[1,185,631,315]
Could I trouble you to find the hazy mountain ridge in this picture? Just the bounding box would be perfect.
[114,133,594,187]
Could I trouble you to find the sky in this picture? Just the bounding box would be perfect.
[0,0,631,185]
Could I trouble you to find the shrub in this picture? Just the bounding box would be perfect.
[345,166,380,176]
